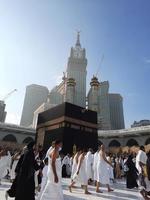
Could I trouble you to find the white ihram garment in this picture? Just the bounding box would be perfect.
[10,157,20,180]
[40,157,63,200]
[85,151,93,180]
[93,152,99,181]
[38,165,48,200]
[35,170,39,188]
[136,150,147,174]
[97,151,110,184]
[6,151,11,173]
[75,155,88,185]
[0,155,10,180]
[41,165,48,191]
[107,165,114,180]
[71,154,78,179]
[45,146,53,158]
[136,150,147,190]
[107,156,114,180]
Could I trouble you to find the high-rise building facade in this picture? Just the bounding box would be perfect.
[67,32,87,108]
[88,79,125,130]
[20,84,49,127]
[0,101,7,122]
[98,81,112,130]
[109,94,125,129]
[88,80,111,130]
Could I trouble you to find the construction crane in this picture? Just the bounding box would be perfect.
[2,89,17,101]
[95,54,104,78]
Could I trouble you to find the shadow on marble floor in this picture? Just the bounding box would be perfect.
[64,194,85,200]
[63,188,138,200]
[88,186,138,199]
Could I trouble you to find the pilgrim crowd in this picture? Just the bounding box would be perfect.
[0,142,150,200]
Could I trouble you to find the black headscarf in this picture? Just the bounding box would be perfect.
[27,141,35,150]
[127,155,133,162]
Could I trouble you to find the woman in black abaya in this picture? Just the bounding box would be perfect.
[15,141,39,200]
[6,147,26,199]
[125,155,138,189]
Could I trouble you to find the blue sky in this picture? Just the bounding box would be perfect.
[0,0,150,127]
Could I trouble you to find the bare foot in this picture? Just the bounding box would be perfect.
[108,188,114,192]
[96,189,103,193]
[85,191,91,195]
[68,186,72,193]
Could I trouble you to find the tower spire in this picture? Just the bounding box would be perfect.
[76,31,81,47]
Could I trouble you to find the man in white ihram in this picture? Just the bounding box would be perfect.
[85,148,93,183]
[40,140,63,200]
[45,141,55,158]
[136,146,150,200]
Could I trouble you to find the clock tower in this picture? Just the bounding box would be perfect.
[67,32,87,108]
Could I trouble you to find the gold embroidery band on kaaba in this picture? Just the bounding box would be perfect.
[37,116,98,130]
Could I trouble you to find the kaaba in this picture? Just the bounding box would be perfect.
[36,102,98,154]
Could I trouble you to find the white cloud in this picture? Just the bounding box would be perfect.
[5,113,20,125]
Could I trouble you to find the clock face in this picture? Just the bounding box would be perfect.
[74,49,82,58]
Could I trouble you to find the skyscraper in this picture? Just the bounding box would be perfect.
[88,80,125,130]
[98,81,112,130]
[0,101,7,122]
[67,32,87,108]
[20,84,49,127]
[109,94,125,129]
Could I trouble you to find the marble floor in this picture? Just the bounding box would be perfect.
[0,179,144,200]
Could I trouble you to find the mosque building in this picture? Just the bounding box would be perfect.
[21,33,125,130]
